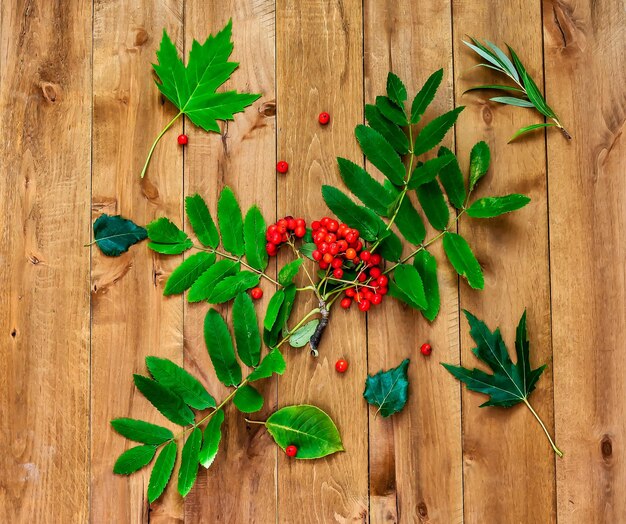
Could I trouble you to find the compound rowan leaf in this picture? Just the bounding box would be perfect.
[110,418,174,445]
[466,194,530,218]
[148,441,177,502]
[204,308,242,387]
[217,187,244,256]
[469,141,491,191]
[233,384,264,413]
[187,260,239,302]
[147,217,193,255]
[133,375,195,426]
[113,445,157,475]
[363,359,410,417]
[244,205,268,271]
[416,180,449,231]
[337,157,393,216]
[164,252,216,296]
[413,106,464,157]
[442,232,484,290]
[199,409,225,468]
[248,348,286,382]
[178,427,202,497]
[437,146,466,209]
[207,271,259,304]
[92,214,147,256]
[185,194,219,248]
[354,125,405,186]
[322,185,382,242]
[232,292,261,367]
[413,250,440,321]
[364,105,409,155]
[411,69,444,124]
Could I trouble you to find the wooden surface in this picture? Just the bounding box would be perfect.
[0,0,624,522]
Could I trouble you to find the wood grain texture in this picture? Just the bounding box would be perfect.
[452,1,556,522]
[183,2,277,522]
[0,1,91,521]
[91,1,184,522]
[543,1,626,522]
[363,2,463,523]
[276,0,369,521]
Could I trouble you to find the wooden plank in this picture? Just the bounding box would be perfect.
[363,2,463,523]
[91,2,184,521]
[543,1,625,522]
[182,2,277,522]
[275,1,369,522]
[452,2,556,522]
[0,1,91,521]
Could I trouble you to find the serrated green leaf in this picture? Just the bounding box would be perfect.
[413,250,439,321]
[375,95,407,125]
[393,264,427,309]
[388,280,423,309]
[204,309,242,387]
[355,125,405,186]
[466,194,530,218]
[490,96,534,108]
[146,356,215,410]
[248,348,286,382]
[437,147,466,209]
[207,271,259,304]
[266,405,344,459]
[244,205,268,271]
[267,284,297,346]
[185,194,219,248]
[187,260,239,302]
[413,107,464,157]
[509,122,557,142]
[278,259,303,286]
[164,252,216,296]
[217,187,244,256]
[410,68,444,124]
[365,105,409,155]
[199,409,225,468]
[299,242,317,260]
[442,232,484,289]
[147,217,193,255]
[386,72,407,105]
[133,375,195,426]
[321,185,382,242]
[178,427,202,497]
[407,154,454,189]
[233,292,261,367]
[264,290,285,331]
[416,180,449,231]
[147,440,177,502]
[110,418,174,445]
[93,214,147,256]
[469,141,491,191]
[289,320,319,348]
[394,197,426,245]
[377,231,403,262]
[233,384,264,413]
[337,157,394,216]
[113,444,156,475]
[363,359,410,417]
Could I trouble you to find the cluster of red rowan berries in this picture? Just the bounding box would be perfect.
[265,216,307,256]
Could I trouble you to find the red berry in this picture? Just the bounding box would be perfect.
[271,232,282,244]
[319,112,331,125]
[370,254,382,266]
[371,293,383,305]
[345,248,356,260]
[296,218,306,228]
[369,267,381,279]
[177,134,188,145]
[357,272,367,282]
[277,161,289,174]
[312,250,322,261]
[285,445,298,457]
[319,260,329,270]
[377,275,389,287]
[323,253,333,264]
[333,268,344,279]
[294,226,306,238]
[340,297,352,309]
[378,286,388,295]
[358,299,371,312]
[287,218,297,230]
[250,287,263,300]
[360,251,371,262]
[420,343,432,356]
[335,359,348,373]
[311,220,321,230]
[345,288,356,298]
[327,219,339,232]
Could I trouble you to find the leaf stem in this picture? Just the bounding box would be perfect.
[244,418,266,425]
[522,397,563,457]
[140,112,183,178]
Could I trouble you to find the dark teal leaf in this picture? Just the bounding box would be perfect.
[233,384,264,413]
[469,141,491,191]
[321,185,382,242]
[337,157,394,216]
[217,187,244,256]
[386,72,407,105]
[413,250,439,321]
[185,194,219,248]
[355,125,405,186]
[413,106,464,157]
[410,69,444,124]
[178,427,202,497]
[113,445,156,475]
[207,271,260,304]
[187,260,239,302]
[204,308,242,387]
[394,197,426,245]
[148,441,177,502]
[93,214,147,256]
[244,205,268,271]
[133,375,195,426]
[437,147,466,209]
[393,264,427,309]
[416,180,449,231]
[248,348,286,382]
[442,232,484,290]
[147,217,193,255]
[199,409,225,468]
[364,105,409,155]
[363,359,410,417]
[376,95,407,125]
[164,252,216,296]
[278,259,303,286]
[110,418,174,445]
[232,292,261,367]
[466,194,530,218]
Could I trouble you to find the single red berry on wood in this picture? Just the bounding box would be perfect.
[276,161,289,174]
[250,287,263,300]
[335,358,349,373]
[285,445,298,457]
[420,343,432,356]
[340,297,352,309]
[319,112,331,125]
[178,134,188,145]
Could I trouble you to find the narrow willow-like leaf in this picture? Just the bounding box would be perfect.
[147,217,193,255]
[363,359,410,417]
[413,106,464,157]
[199,409,225,468]
[509,122,557,142]
[146,356,215,410]
[413,250,439,321]
[264,289,285,331]
[233,384,264,413]
[463,84,524,94]
[110,418,174,445]
[187,260,239,302]
[354,125,405,186]
[386,72,407,105]
[164,252,216,296]
[244,205,268,271]
[483,39,520,82]
[185,194,219,248]
[289,320,319,348]
[393,264,427,309]
[337,157,394,216]
[463,40,507,73]
[217,187,244,256]
[248,348,286,382]
[204,308,242,387]
[364,105,409,155]
[178,427,202,497]
[522,71,555,118]
[442,232,484,290]
[437,147,466,209]
[469,141,491,191]
[148,441,177,503]
[394,197,426,246]
[416,180,449,231]
[375,95,407,125]
[232,292,261,367]
[278,259,303,286]
[407,154,454,189]
[93,214,147,256]
[411,68,443,124]
[207,271,260,304]
[377,231,403,262]
[490,96,534,108]
[321,185,381,242]
[113,445,157,475]
[466,194,531,218]
[133,375,195,426]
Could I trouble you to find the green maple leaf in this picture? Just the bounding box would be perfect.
[443,310,563,457]
[141,20,261,177]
